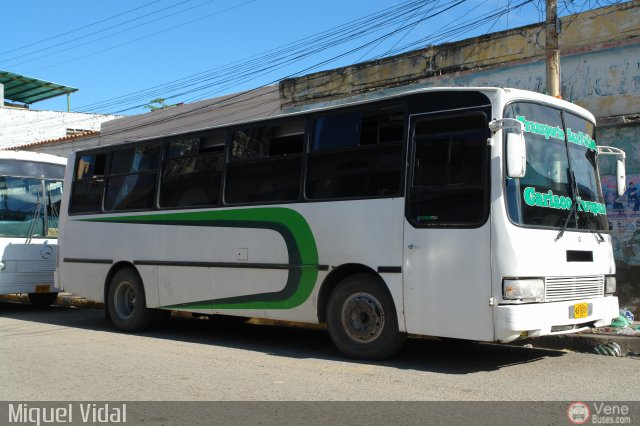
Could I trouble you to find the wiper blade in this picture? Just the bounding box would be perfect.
[25,202,41,244]
[556,169,579,241]
[555,169,605,243]
[555,197,578,241]
[575,200,605,244]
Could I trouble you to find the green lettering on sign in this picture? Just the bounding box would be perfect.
[516,116,596,152]
[522,187,605,216]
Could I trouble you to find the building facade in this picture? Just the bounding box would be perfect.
[0,106,118,149]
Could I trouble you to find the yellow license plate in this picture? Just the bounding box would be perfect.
[35,285,50,293]
[573,303,589,319]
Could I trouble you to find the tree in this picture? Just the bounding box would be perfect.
[144,98,173,111]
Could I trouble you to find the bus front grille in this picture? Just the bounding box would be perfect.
[16,260,56,273]
[13,272,55,285]
[544,275,604,302]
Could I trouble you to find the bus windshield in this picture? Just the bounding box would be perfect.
[0,176,64,238]
[504,102,607,231]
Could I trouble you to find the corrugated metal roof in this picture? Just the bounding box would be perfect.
[0,70,78,104]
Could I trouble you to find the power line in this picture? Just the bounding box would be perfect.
[0,0,164,57]
[7,0,576,140]
[22,0,258,75]
[1,0,217,69]
[51,0,536,140]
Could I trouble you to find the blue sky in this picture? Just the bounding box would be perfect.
[0,0,599,115]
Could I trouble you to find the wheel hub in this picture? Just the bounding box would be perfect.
[341,292,385,343]
[114,281,136,319]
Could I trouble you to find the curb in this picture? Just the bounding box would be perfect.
[518,332,640,357]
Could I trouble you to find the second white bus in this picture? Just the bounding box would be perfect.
[0,151,66,307]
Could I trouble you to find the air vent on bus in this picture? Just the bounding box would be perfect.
[545,276,604,302]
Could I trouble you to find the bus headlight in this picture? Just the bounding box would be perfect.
[605,276,616,294]
[503,278,544,302]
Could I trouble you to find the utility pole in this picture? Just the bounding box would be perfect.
[546,0,561,97]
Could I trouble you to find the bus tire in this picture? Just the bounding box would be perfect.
[27,292,58,308]
[327,273,405,360]
[107,268,154,332]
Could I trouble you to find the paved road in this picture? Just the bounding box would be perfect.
[1,301,639,401]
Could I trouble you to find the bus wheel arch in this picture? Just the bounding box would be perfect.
[317,264,379,323]
[104,262,155,331]
[325,271,406,360]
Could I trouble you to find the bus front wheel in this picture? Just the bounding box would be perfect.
[27,292,58,308]
[107,268,154,332]
[326,273,405,360]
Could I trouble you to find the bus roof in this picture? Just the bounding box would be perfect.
[98,85,593,146]
[0,150,67,166]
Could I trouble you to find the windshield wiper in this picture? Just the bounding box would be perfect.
[555,170,604,243]
[25,201,41,244]
[555,191,578,241]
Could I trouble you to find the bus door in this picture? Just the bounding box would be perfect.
[402,111,494,340]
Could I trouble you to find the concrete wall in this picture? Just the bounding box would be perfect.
[280,1,640,116]
[0,107,120,149]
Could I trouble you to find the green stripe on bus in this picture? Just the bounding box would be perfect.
[80,207,319,310]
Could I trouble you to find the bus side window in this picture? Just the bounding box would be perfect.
[69,153,107,214]
[225,121,304,204]
[160,132,225,208]
[104,144,160,211]
[306,107,404,199]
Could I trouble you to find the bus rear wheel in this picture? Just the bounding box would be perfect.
[27,292,58,308]
[107,268,154,332]
[326,273,405,360]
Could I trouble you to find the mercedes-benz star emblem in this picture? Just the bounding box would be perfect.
[40,245,54,259]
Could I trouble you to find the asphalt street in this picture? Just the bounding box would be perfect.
[1,301,639,402]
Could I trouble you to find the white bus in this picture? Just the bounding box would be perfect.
[0,151,66,307]
[56,86,626,359]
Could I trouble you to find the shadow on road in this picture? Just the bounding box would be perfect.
[0,300,563,374]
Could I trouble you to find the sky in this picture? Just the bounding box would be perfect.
[0,0,616,116]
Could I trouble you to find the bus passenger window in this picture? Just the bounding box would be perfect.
[160,150,224,208]
[306,106,404,199]
[104,144,160,211]
[70,153,107,214]
[225,121,303,204]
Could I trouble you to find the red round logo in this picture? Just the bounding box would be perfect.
[567,402,591,424]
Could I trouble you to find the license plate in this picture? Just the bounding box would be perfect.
[35,285,50,293]
[573,303,589,319]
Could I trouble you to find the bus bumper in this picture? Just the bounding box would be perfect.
[0,272,60,295]
[495,296,619,343]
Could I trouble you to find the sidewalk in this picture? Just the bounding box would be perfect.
[2,292,639,357]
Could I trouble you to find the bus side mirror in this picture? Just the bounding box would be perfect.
[597,146,627,197]
[617,158,626,197]
[506,132,527,178]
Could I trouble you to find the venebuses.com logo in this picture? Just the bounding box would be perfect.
[567,402,632,424]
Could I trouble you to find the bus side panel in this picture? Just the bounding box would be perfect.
[158,266,212,314]
[60,263,111,302]
[212,268,289,300]
[208,199,405,326]
[296,199,406,330]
